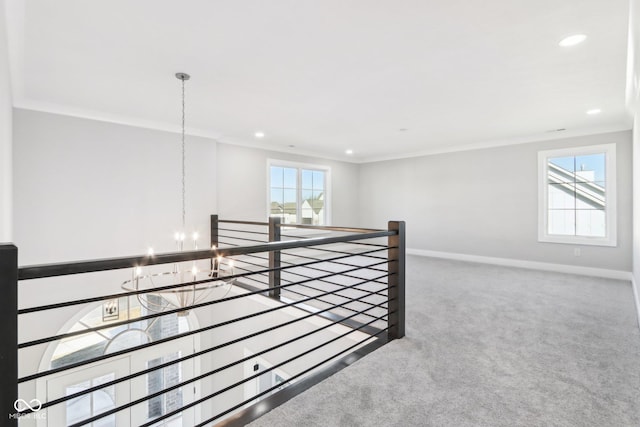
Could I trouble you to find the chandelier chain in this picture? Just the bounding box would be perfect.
[181,76,186,231]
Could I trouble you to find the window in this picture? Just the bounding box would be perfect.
[538,143,616,246]
[268,160,330,225]
[66,374,116,427]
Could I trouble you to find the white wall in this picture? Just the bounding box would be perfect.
[216,143,359,226]
[13,109,217,264]
[0,0,12,243]
[359,131,633,272]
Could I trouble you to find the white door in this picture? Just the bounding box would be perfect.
[129,336,195,427]
[46,356,130,427]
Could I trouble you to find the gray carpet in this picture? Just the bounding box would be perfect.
[248,256,640,427]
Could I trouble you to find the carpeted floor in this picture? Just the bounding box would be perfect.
[248,255,640,427]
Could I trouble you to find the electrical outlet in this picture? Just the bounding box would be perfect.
[573,248,581,257]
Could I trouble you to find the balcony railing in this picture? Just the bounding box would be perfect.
[1,216,405,426]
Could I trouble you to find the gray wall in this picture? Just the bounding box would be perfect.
[0,0,12,242]
[216,143,360,225]
[359,131,633,272]
[13,109,217,264]
[12,109,633,274]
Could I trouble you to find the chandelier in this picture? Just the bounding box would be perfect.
[122,72,234,316]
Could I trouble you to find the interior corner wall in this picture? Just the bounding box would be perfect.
[358,131,633,272]
[0,0,12,243]
[631,0,640,317]
[216,143,360,225]
[13,109,218,265]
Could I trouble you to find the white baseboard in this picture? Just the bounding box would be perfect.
[407,248,633,281]
[633,278,640,329]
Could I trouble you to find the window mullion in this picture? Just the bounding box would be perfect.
[297,168,302,224]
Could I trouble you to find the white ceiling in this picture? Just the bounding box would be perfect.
[4,0,632,162]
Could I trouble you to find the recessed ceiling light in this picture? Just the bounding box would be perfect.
[586,108,602,115]
[559,34,587,47]
[254,131,265,138]
[345,149,354,155]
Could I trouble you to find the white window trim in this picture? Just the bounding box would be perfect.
[537,143,617,247]
[266,159,332,226]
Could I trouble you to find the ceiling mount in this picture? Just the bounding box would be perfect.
[175,72,190,81]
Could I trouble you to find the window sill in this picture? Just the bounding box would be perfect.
[538,235,617,247]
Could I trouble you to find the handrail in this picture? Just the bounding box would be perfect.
[19,230,394,280]
[276,223,384,233]
[218,218,384,234]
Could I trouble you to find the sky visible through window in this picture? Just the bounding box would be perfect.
[549,153,605,183]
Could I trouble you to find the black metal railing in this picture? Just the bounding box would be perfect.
[1,216,405,426]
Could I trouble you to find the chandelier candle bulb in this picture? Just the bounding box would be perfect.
[134,266,143,287]
[211,245,217,272]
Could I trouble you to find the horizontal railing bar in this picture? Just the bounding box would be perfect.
[347,240,390,248]
[146,312,390,427]
[67,307,391,427]
[218,219,269,226]
[233,273,389,321]
[276,273,390,315]
[280,262,389,287]
[217,240,241,247]
[19,270,391,381]
[19,246,393,314]
[217,227,269,236]
[217,234,269,244]
[229,243,391,267]
[229,267,390,319]
[196,321,389,427]
[225,246,391,272]
[287,244,389,260]
[281,287,388,321]
[19,230,395,279]
[281,245,390,260]
[235,251,390,281]
[228,256,390,308]
[276,223,384,233]
[26,295,389,414]
[276,294,388,336]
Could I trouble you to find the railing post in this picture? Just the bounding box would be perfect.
[0,244,18,426]
[211,214,219,271]
[387,221,405,340]
[268,216,281,299]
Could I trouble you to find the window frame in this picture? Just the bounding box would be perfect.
[266,159,332,225]
[537,143,617,246]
